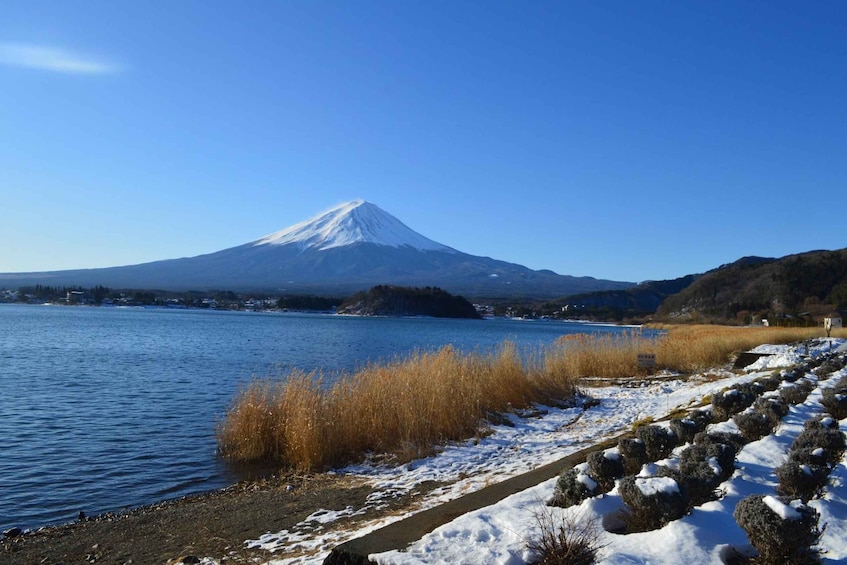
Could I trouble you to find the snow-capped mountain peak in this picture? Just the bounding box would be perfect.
[254,200,455,252]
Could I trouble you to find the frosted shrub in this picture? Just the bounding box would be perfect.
[788,447,830,468]
[781,367,805,383]
[618,475,686,532]
[776,460,829,502]
[669,417,698,445]
[682,442,735,482]
[586,450,625,492]
[670,443,734,507]
[636,425,677,461]
[819,387,847,419]
[779,380,814,405]
[550,467,599,508]
[803,414,839,431]
[792,427,846,464]
[711,388,754,421]
[756,372,784,392]
[754,396,790,425]
[814,357,845,377]
[668,463,716,508]
[617,438,647,475]
[733,410,775,442]
[694,429,746,454]
[687,408,712,431]
[734,494,822,564]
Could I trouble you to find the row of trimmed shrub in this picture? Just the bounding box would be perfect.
[550,352,846,536]
[776,413,846,502]
[733,355,846,564]
[819,365,847,419]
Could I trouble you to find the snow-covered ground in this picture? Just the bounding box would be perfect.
[243,339,846,564]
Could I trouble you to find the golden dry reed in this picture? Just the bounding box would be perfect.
[217,343,579,470]
[552,324,847,378]
[218,324,844,470]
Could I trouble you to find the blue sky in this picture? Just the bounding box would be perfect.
[1,1,844,283]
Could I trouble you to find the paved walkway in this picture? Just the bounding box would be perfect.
[323,434,625,564]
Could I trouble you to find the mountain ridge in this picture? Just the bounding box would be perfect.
[0,201,633,299]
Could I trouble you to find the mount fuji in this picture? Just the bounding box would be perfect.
[1,201,633,298]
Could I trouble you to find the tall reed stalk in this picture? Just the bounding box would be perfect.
[217,343,578,470]
[218,324,844,470]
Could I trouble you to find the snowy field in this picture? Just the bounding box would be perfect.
[239,339,847,565]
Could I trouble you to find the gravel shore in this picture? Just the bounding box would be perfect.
[1,473,415,565]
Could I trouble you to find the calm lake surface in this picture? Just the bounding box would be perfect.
[0,304,633,532]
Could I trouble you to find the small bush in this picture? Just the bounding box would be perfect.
[618,475,686,532]
[734,410,775,442]
[756,373,784,392]
[711,388,755,421]
[776,460,830,502]
[669,418,699,445]
[803,414,839,431]
[694,429,746,454]
[586,450,625,492]
[788,447,830,469]
[782,368,804,383]
[527,507,604,565]
[779,380,814,405]
[733,494,822,564]
[820,388,847,419]
[617,438,647,475]
[814,357,845,377]
[636,425,678,461]
[673,463,719,507]
[754,396,790,424]
[664,442,736,508]
[687,408,713,430]
[792,427,846,463]
[682,442,736,482]
[550,468,599,508]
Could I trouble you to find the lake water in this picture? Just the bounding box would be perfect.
[0,304,632,532]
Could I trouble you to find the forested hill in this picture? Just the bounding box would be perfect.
[337,285,482,319]
[655,249,847,323]
[550,275,698,321]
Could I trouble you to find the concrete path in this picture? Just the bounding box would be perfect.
[323,434,626,564]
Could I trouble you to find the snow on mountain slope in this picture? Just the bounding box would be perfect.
[254,201,455,253]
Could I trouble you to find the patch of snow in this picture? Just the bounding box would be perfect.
[253,201,456,253]
[636,476,679,497]
[707,456,722,476]
[577,473,599,491]
[763,495,802,520]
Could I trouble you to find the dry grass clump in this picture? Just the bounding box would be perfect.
[218,343,580,470]
[546,325,837,379]
[218,324,839,470]
[546,331,650,379]
[526,507,605,565]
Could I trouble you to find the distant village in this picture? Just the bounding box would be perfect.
[0,285,509,317]
[1,287,278,311]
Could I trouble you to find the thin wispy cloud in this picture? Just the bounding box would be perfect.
[0,42,121,75]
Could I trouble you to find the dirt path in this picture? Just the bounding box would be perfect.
[1,473,426,565]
